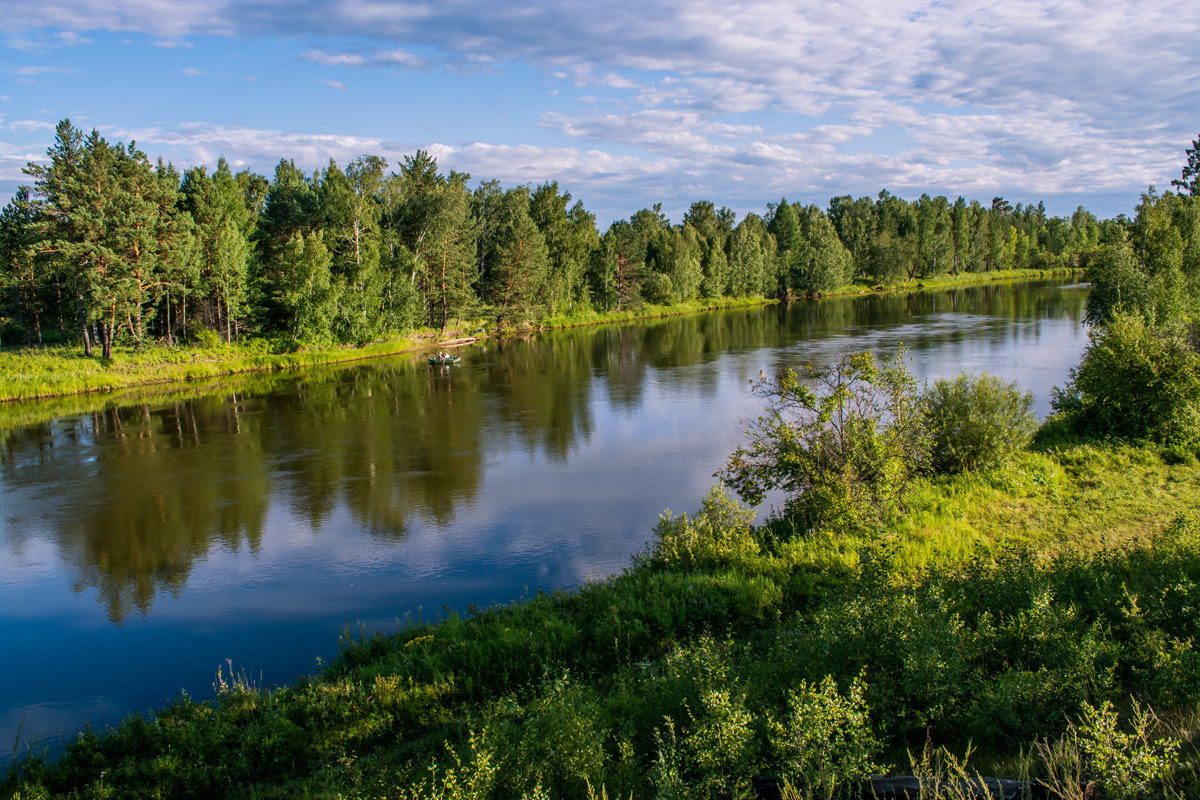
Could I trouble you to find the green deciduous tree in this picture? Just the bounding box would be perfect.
[718,351,924,531]
[827,195,875,281]
[796,204,852,295]
[1055,315,1200,447]
[478,187,550,329]
[767,198,802,297]
[529,182,597,315]
[320,155,388,341]
[180,158,256,341]
[279,230,336,343]
[394,151,479,330]
[727,214,773,297]
[254,160,319,331]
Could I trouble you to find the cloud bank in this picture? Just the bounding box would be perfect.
[1,0,1197,220]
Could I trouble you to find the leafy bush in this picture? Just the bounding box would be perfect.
[920,372,1037,474]
[643,638,755,800]
[765,675,881,798]
[717,351,924,532]
[1055,315,1200,446]
[495,672,608,797]
[641,486,759,569]
[1076,701,1180,800]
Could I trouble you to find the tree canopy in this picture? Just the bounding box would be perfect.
[1,118,1119,353]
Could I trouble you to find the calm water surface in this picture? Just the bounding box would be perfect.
[0,279,1088,757]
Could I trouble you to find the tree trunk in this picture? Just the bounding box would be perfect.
[78,294,91,357]
[101,320,113,360]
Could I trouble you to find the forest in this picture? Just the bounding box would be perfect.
[1,119,1105,358]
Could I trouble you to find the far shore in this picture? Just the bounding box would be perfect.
[0,266,1079,406]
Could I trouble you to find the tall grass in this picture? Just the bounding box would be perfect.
[0,333,427,402]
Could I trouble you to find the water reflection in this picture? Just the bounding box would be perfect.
[0,279,1088,755]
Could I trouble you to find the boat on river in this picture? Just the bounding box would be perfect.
[428,353,461,365]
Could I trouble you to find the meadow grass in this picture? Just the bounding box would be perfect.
[0,333,431,403]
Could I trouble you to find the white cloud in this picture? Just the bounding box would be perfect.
[7,120,55,131]
[4,29,92,50]
[303,48,425,69]
[53,31,91,46]
[317,78,346,91]
[15,65,77,76]
[302,50,365,67]
[180,66,204,76]
[0,0,1196,215]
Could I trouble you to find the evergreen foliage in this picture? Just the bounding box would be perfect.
[2,119,1105,353]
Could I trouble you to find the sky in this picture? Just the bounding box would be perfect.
[0,0,1197,226]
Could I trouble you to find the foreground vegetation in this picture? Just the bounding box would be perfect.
[5,439,1200,800]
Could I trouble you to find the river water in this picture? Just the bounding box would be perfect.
[0,279,1088,758]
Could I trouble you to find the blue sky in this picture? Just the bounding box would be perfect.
[1,0,1197,225]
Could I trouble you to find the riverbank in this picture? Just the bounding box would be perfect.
[0,268,1078,404]
[6,435,1198,799]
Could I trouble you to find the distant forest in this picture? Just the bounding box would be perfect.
[0,119,1120,356]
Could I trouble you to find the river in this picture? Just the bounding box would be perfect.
[0,278,1088,759]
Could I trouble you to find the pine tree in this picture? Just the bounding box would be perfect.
[1172,135,1200,196]
[479,187,550,329]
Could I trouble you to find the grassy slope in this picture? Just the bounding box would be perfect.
[6,441,1200,799]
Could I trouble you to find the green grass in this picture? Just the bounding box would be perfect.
[0,333,432,403]
[827,265,1082,297]
[538,296,776,329]
[7,439,1200,799]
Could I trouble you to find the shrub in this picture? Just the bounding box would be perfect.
[497,672,608,797]
[1076,701,1180,800]
[1056,315,1200,446]
[920,372,1037,474]
[641,486,759,569]
[765,675,881,798]
[717,351,924,532]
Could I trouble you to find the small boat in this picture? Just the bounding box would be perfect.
[428,353,461,365]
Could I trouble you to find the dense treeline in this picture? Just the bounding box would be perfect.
[1047,139,1200,451]
[1,120,1103,354]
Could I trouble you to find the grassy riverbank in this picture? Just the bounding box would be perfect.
[0,268,1076,404]
[6,436,1199,799]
